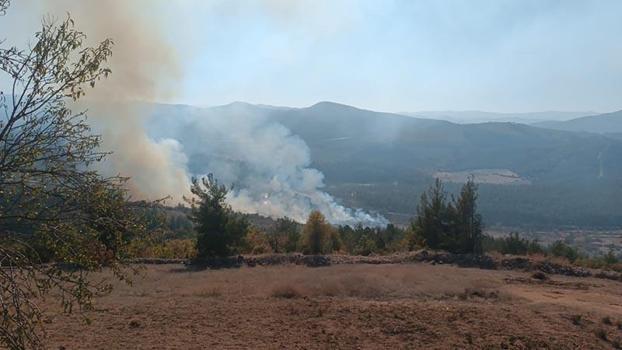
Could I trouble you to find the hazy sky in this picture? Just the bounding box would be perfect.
[2,0,622,113]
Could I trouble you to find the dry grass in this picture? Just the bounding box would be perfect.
[603,316,613,325]
[193,288,222,298]
[271,285,303,299]
[38,263,622,349]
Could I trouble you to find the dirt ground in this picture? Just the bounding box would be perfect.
[41,263,622,349]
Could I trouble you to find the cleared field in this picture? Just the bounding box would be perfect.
[42,263,622,349]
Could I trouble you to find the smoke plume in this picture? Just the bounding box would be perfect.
[39,0,191,202]
[148,103,388,226]
[33,1,386,225]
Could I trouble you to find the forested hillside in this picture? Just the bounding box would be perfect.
[147,102,622,229]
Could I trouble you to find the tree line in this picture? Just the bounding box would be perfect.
[184,174,485,259]
[181,173,620,274]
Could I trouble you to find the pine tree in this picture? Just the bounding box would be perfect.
[185,174,248,257]
[453,177,483,254]
[410,178,484,254]
[411,179,451,250]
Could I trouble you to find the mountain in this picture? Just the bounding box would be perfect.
[255,102,621,186]
[146,101,622,229]
[534,110,622,134]
[403,110,593,124]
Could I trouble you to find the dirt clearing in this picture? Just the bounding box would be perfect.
[41,263,622,349]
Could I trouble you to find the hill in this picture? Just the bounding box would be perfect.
[534,110,622,135]
[404,110,592,124]
[145,102,622,229]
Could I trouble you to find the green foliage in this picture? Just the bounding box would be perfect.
[185,174,248,258]
[574,248,622,272]
[242,227,272,255]
[410,179,449,250]
[338,224,406,255]
[165,212,194,238]
[301,211,336,254]
[484,233,622,272]
[129,238,197,259]
[549,240,580,262]
[327,180,622,230]
[453,179,483,254]
[267,217,300,253]
[0,9,159,349]
[410,179,484,254]
[483,233,545,255]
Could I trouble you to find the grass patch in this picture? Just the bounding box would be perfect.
[194,288,222,298]
[271,285,303,299]
[596,328,608,342]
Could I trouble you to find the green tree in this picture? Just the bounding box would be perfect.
[410,178,484,254]
[0,6,154,349]
[301,210,335,254]
[185,174,248,258]
[410,179,451,250]
[452,178,483,254]
[549,241,580,262]
[268,217,300,253]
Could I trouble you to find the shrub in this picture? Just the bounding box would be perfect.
[353,236,378,256]
[571,314,583,326]
[128,238,197,259]
[271,285,302,299]
[483,233,545,256]
[268,217,301,253]
[339,224,407,255]
[549,241,580,263]
[243,227,272,255]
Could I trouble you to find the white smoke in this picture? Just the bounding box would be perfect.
[148,103,388,226]
[13,1,387,225]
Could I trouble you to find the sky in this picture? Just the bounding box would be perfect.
[1,0,622,114]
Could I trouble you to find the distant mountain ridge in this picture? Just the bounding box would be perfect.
[534,110,622,134]
[403,110,594,124]
[145,101,622,228]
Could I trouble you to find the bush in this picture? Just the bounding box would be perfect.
[128,238,197,259]
[271,285,303,299]
[243,227,272,255]
[267,217,301,253]
[549,241,580,263]
[571,245,622,272]
[339,224,406,255]
[353,236,378,256]
[483,233,545,255]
